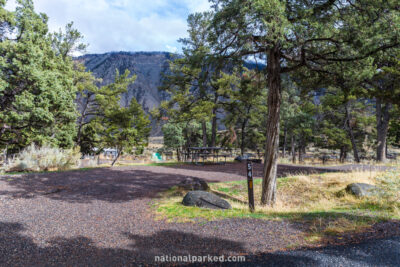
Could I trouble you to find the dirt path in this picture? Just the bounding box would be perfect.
[0,163,396,266]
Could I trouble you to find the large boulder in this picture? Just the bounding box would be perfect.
[346,183,380,197]
[182,191,232,210]
[178,177,209,191]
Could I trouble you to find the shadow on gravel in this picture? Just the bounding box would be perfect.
[216,238,400,267]
[0,221,245,266]
[229,236,400,267]
[0,168,220,203]
[265,210,400,249]
[2,221,400,266]
[123,230,246,261]
[0,221,137,266]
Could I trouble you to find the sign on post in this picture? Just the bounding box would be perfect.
[246,160,255,212]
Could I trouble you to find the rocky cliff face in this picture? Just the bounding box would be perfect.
[77,52,174,135]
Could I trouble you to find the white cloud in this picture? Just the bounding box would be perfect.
[185,0,211,13]
[166,45,178,53]
[5,0,212,54]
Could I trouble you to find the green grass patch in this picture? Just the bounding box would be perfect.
[154,169,400,244]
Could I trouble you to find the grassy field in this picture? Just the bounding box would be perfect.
[155,169,400,243]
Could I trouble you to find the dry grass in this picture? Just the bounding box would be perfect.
[155,169,400,243]
[269,172,378,212]
[210,171,383,214]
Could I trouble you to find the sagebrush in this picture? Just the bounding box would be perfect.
[5,144,81,172]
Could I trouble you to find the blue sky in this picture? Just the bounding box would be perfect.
[5,0,211,54]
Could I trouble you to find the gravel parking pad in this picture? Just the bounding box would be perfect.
[0,163,398,266]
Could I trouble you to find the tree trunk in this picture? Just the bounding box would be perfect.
[345,102,360,163]
[211,116,217,148]
[202,121,207,147]
[291,134,296,163]
[340,146,345,163]
[298,137,304,163]
[283,126,287,158]
[75,94,92,148]
[3,146,8,165]
[261,47,282,206]
[240,119,248,156]
[385,142,388,159]
[211,93,218,148]
[176,148,181,162]
[298,144,303,163]
[184,123,190,149]
[111,150,121,166]
[376,98,391,162]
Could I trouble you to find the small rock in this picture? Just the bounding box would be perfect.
[182,191,232,209]
[178,177,209,191]
[346,183,380,197]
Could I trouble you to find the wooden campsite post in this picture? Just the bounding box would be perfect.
[246,160,255,212]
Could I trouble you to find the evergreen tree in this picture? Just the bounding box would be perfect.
[162,123,185,161]
[0,0,78,152]
[77,70,150,165]
[101,97,150,166]
[388,105,400,150]
[51,22,87,59]
[209,0,399,205]
[159,12,229,148]
[280,78,301,161]
[316,86,374,162]
[218,68,268,155]
[362,51,400,161]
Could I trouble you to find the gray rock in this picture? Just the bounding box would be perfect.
[178,177,209,191]
[346,183,380,197]
[182,191,232,210]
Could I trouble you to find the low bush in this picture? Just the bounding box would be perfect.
[5,144,81,172]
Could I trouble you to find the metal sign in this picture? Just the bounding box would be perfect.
[247,160,255,212]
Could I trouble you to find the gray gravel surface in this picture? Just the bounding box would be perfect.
[220,237,400,267]
[0,165,306,266]
[0,163,398,266]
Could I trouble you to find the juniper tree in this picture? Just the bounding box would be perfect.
[160,12,234,148]
[280,78,301,160]
[101,96,150,166]
[50,20,149,158]
[362,51,400,161]
[0,0,78,151]
[218,68,268,155]
[209,0,399,205]
[388,105,400,149]
[162,123,185,161]
[51,22,87,60]
[77,70,150,164]
[161,121,211,161]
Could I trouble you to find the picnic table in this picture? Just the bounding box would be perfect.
[185,147,230,165]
